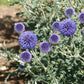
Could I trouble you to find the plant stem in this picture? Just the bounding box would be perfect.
[79,55,84,61]
[29,69,36,75]
[31,50,47,71]
[38,58,47,71]
[71,36,84,61]
[71,36,76,49]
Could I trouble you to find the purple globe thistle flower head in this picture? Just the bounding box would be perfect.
[49,33,60,44]
[79,13,84,23]
[19,65,24,70]
[14,22,25,33]
[52,22,60,31]
[40,41,51,53]
[19,31,37,49]
[65,7,75,18]
[59,19,77,36]
[20,51,32,63]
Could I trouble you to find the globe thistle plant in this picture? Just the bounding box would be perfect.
[79,13,84,23]
[19,31,37,49]
[20,51,32,63]
[49,33,60,44]
[19,65,24,70]
[40,42,51,53]
[52,22,60,31]
[14,22,25,33]
[5,0,84,84]
[65,7,75,18]
[59,19,77,36]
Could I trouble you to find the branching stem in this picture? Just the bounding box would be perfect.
[31,50,47,71]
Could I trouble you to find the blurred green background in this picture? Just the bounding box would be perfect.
[0,0,12,5]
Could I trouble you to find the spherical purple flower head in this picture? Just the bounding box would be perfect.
[52,22,60,31]
[19,31,37,49]
[65,7,75,18]
[14,22,25,33]
[79,13,84,23]
[40,42,51,53]
[59,19,77,36]
[49,33,60,44]
[20,51,32,63]
[19,65,24,70]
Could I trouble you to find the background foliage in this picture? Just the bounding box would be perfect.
[2,0,84,84]
[0,0,13,5]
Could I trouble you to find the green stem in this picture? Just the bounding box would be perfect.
[79,55,84,61]
[29,69,36,75]
[47,55,50,69]
[31,50,47,71]
[71,36,76,49]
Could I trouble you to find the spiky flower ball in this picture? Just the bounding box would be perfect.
[65,7,75,18]
[59,19,77,36]
[52,22,60,31]
[40,42,51,53]
[14,22,25,33]
[49,33,60,44]
[79,13,84,23]
[19,31,37,49]
[19,65,24,70]
[20,51,32,63]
